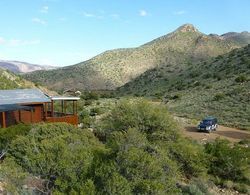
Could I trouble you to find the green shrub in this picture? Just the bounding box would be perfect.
[235,75,248,83]
[8,123,106,194]
[90,107,104,116]
[84,99,93,106]
[106,128,180,194]
[233,183,250,194]
[213,93,225,101]
[169,139,207,178]
[170,94,181,100]
[99,99,179,142]
[181,178,212,195]
[81,92,99,100]
[205,139,250,183]
[0,124,31,151]
[0,158,29,194]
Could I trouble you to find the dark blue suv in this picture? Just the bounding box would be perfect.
[197,117,218,133]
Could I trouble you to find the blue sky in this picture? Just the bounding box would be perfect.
[0,0,249,66]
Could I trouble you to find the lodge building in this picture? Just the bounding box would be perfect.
[0,89,80,128]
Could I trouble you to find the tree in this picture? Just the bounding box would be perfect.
[8,123,106,194]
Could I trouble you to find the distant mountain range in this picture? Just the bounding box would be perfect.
[0,60,55,73]
[24,24,250,91]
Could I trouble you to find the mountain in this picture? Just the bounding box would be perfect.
[118,44,250,130]
[0,60,55,73]
[221,31,250,45]
[0,68,56,95]
[24,24,250,91]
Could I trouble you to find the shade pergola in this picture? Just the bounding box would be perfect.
[45,96,80,118]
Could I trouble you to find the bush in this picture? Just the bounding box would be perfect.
[181,178,213,195]
[169,139,207,178]
[84,99,93,106]
[0,124,31,151]
[170,94,181,100]
[0,158,29,194]
[81,92,99,100]
[90,107,104,116]
[8,123,106,194]
[213,93,225,101]
[205,139,250,183]
[106,128,180,194]
[235,75,248,83]
[99,99,179,142]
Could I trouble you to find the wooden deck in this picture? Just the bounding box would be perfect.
[46,114,78,125]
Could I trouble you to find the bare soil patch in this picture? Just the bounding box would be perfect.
[175,117,250,143]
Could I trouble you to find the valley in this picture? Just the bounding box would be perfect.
[0,22,249,194]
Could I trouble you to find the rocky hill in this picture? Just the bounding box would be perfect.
[24,24,250,91]
[0,60,55,73]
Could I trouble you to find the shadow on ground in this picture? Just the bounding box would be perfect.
[214,131,250,140]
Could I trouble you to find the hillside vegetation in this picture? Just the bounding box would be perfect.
[24,24,249,92]
[0,68,56,95]
[0,68,36,90]
[118,44,250,130]
[1,100,249,194]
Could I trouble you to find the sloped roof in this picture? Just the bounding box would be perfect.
[0,89,51,105]
[0,104,34,112]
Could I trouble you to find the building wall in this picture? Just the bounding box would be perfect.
[0,113,3,128]
[5,104,44,127]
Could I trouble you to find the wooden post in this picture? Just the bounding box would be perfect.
[64,101,67,114]
[76,101,78,115]
[73,101,75,115]
[30,110,33,123]
[61,100,64,115]
[2,112,6,128]
[44,103,47,119]
[19,110,21,122]
[51,101,54,117]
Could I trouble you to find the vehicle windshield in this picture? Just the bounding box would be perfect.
[202,120,212,125]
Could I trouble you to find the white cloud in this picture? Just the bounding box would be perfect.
[0,37,40,47]
[139,10,148,17]
[110,14,120,19]
[82,12,95,18]
[9,39,41,46]
[59,17,67,22]
[40,6,49,13]
[0,37,5,44]
[32,17,47,25]
[81,11,104,19]
[173,10,187,15]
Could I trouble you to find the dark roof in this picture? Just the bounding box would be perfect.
[0,104,34,112]
[0,89,51,105]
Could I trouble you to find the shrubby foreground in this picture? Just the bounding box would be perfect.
[0,100,249,194]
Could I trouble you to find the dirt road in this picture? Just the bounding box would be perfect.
[175,117,250,143]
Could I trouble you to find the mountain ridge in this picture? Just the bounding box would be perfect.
[0,60,56,73]
[23,24,250,91]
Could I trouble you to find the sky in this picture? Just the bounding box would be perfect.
[0,0,250,67]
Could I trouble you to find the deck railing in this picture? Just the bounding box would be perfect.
[46,114,78,125]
